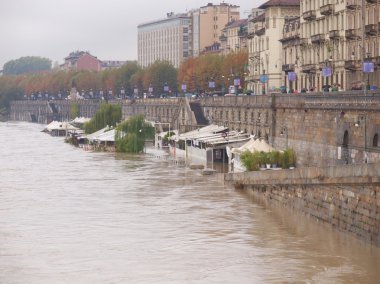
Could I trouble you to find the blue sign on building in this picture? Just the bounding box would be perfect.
[322,67,332,77]
[233,79,241,86]
[288,72,297,82]
[363,62,374,73]
[260,75,268,83]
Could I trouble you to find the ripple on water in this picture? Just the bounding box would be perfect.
[0,122,379,283]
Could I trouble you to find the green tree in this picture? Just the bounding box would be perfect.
[0,77,23,114]
[70,102,80,119]
[115,115,154,153]
[84,103,122,134]
[145,60,178,97]
[3,56,52,75]
[114,62,141,96]
[240,151,261,171]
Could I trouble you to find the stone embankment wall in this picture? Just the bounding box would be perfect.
[201,93,380,167]
[9,92,380,167]
[225,163,380,246]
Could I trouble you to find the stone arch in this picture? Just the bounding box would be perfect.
[373,133,378,147]
[343,130,349,147]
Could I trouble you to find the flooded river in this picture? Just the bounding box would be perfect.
[0,122,379,283]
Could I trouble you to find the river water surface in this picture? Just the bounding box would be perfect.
[0,122,379,283]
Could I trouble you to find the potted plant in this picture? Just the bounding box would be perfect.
[288,148,296,169]
[269,151,280,168]
[281,150,290,169]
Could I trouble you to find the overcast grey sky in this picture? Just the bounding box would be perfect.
[0,0,263,68]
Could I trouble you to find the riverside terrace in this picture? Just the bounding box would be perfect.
[9,91,380,168]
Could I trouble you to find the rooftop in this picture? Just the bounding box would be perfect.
[259,0,300,9]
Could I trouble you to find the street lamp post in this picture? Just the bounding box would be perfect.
[108,90,112,102]
[148,84,153,97]
[120,88,125,99]
[181,82,187,96]
[323,58,332,92]
[233,77,240,96]
[133,86,138,98]
[221,75,225,94]
[164,82,169,98]
[208,78,215,95]
[363,52,374,91]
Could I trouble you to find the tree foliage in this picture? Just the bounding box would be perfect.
[0,51,250,113]
[0,76,23,114]
[115,115,155,153]
[240,149,296,171]
[3,56,51,75]
[178,50,248,93]
[84,103,122,134]
[70,102,80,120]
[143,61,178,96]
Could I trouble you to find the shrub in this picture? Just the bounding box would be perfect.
[288,148,296,167]
[115,115,154,153]
[240,150,260,171]
[281,149,291,169]
[268,151,280,166]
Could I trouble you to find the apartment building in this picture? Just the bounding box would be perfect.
[220,19,248,55]
[299,0,380,91]
[247,0,300,95]
[280,17,302,92]
[198,2,240,55]
[61,51,102,72]
[137,13,190,68]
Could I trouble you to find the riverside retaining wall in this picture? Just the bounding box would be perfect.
[225,163,380,246]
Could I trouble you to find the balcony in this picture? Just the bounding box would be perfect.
[247,31,255,39]
[320,4,334,16]
[302,64,316,73]
[376,56,380,66]
[249,51,260,61]
[281,29,300,42]
[311,33,326,44]
[299,38,309,46]
[219,35,227,41]
[303,10,316,21]
[344,60,360,71]
[365,24,377,36]
[282,64,295,72]
[329,30,340,40]
[255,28,265,36]
[345,29,359,40]
[346,0,361,10]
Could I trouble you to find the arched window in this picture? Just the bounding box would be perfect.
[343,130,349,147]
[373,133,378,147]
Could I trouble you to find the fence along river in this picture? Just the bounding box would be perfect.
[0,122,379,283]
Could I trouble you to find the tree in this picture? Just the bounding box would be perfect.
[114,62,141,96]
[84,103,122,134]
[115,115,155,153]
[3,56,51,75]
[0,76,23,114]
[144,60,178,97]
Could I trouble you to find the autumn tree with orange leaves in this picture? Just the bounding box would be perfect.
[178,50,248,94]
